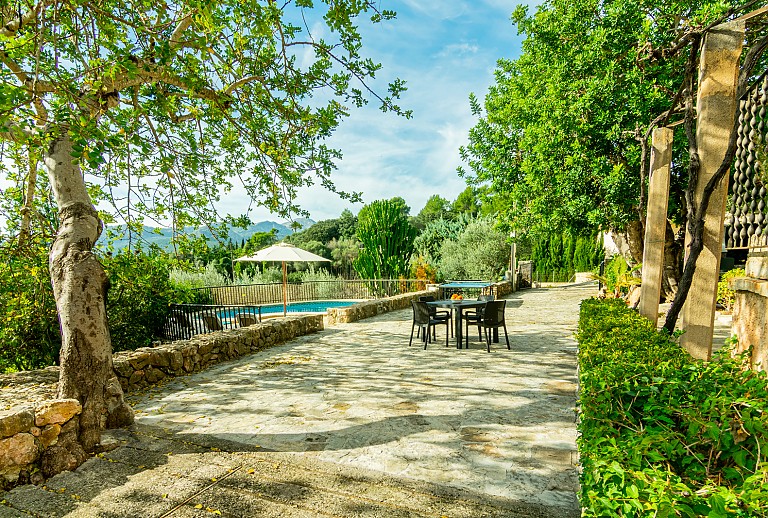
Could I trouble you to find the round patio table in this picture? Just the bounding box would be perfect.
[427,299,487,349]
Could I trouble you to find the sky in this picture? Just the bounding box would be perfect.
[234,0,537,223]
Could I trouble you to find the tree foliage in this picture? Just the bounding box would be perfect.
[0,0,409,451]
[412,216,468,267]
[461,0,768,332]
[0,0,409,226]
[438,217,509,281]
[460,0,690,238]
[412,194,451,230]
[451,187,480,218]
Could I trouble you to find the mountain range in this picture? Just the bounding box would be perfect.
[99,218,315,251]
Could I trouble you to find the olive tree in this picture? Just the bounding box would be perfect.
[0,0,407,456]
[439,218,509,280]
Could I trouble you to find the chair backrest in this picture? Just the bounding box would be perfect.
[238,314,258,327]
[478,294,495,302]
[482,300,506,325]
[419,295,436,302]
[171,311,192,328]
[203,314,224,331]
[411,300,431,325]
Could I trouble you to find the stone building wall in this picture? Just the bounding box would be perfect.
[730,235,768,370]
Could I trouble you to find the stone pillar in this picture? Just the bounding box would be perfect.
[730,235,768,370]
[518,260,533,288]
[681,20,745,360]
[639,127,674,324]
[510,242,517,292]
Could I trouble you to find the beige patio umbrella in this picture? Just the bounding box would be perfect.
[233,242,330,316]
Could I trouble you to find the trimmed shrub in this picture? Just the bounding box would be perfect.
[577,299,768,517]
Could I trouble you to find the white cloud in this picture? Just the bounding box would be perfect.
[437,42,480,58]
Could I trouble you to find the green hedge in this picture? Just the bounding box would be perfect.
[577,299,768,517]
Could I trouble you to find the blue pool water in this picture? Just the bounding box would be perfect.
[218,300,357,319]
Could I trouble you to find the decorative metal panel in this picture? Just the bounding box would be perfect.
[726,73,768,249]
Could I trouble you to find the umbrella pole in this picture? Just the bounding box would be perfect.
[282,261,288,317]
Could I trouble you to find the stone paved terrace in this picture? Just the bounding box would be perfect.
[2,284,732,517]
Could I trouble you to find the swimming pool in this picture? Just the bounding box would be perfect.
[217,300,358,320]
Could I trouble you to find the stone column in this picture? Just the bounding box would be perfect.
[730,235,768,370]
[639,127,674,324]
[681,20,745,360]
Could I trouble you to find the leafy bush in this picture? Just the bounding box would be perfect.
[0,241,196,370]
[438,217,509,280]
[104,250,196,352]
[0,239,60,372]
[717,268,745,312]
[411,255,437,284]
[577,299,768,516]
[170,262,231,288]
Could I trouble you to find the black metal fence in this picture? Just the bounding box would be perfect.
[533,270,577,284]
[163,279,426,341]
[164,304,263,340]
[192,279,426,306]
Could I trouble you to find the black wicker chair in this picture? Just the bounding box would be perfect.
[471,299,510,352]
[410,300,449,349]
[462,294,495,343]
[419,295,452,338]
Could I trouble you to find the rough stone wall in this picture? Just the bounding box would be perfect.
[491,281,514,298]
[326,290,432,325]
[325,283,514,325]
[730,235,768,370]
[518,262,533,288]
[113,314,323,393]
[0,400,82,487]
[0,314,324,488]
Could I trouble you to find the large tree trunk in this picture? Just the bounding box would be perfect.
[661,221,683,302]
[625,219,645,265]
[44,132,133,453]
[610,220,645,265]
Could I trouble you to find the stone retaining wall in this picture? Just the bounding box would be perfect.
[326,290,432,325]
[0,400,83,487]
[491,280,514,298]
[325,282,514,325]
[113,314,323,393]
[0,314,324,489]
